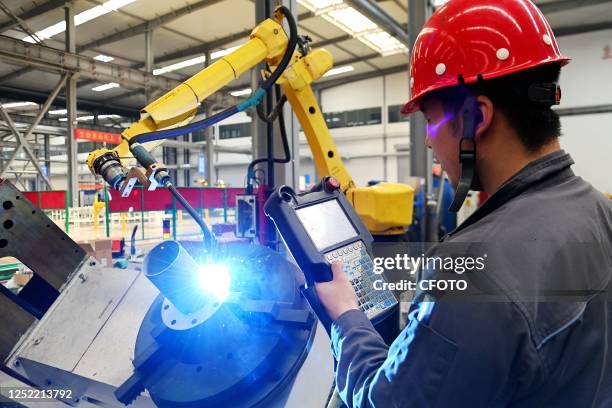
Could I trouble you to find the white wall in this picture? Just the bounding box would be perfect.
[557,30,612,194]
[205,72,412,189]
[215,111,253,187]
[557,29,612,109]
[318,72,410,187]
[558,113,612,193]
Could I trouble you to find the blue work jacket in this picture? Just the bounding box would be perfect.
[332,151,612,407]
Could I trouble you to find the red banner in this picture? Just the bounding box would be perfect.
[22,191,67,209]
[107,187,246,213]
[75,128,121,145]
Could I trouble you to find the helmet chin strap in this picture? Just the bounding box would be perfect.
[449,96,482,213]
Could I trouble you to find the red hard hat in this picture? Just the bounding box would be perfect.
[401,0,570,114]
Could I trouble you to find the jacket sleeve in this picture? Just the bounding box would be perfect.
[331,301,542,408]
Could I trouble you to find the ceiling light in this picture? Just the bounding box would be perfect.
[23,0,137,43]
[211,45,241,60]
[323,65,355,77]
[326,7,377,34]
[152,45,241,76]
[98,114,121,119]
[299,0,343,13]
[92,82,120,92]
[153,55,206,75]
[361,31,406,56]
[48,109,67,115]
[75,0,136,25]
[432,0,449,7]
[23,22,66,43]
[297,0,408,56]
[58,118,68,122]
[94,54,114,62]
[77,116,95,121]
[0,101,37,108]
[230,88,252,97]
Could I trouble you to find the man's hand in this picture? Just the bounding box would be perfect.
[315,262,359,321]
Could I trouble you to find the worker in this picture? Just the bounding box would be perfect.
[315,0,612,406]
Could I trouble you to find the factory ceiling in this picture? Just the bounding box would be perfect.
[0,0,610,125]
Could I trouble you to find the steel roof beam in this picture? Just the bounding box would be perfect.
[0,0,69,32]
[76,0,226,52]
[0,85,139,117]
[538,0,612,14]
[0,35,181,91]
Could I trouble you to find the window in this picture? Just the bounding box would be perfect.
[77,141,104,153]
[388,104,410,123]
[219,123,251,139]
[323,107,382,129]
[192,130,206,142]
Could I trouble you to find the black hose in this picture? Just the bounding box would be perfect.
[246,84,291,192]
[256,90,287,123]
[167,183,216,249]
[128,106,239,146]
[261,6,298,90]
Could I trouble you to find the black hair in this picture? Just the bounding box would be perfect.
[423,63,562,152]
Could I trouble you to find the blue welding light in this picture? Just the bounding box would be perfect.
[197,263,231,303]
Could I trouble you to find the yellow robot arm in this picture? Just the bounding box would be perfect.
[87,16,287,187]
[88,8,413,235]
[278,50,414,235]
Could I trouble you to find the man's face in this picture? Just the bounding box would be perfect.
[421,98,461,188]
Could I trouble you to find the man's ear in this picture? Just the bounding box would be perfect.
[474,95,494,141]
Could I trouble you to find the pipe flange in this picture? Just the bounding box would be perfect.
[160,297,223,331]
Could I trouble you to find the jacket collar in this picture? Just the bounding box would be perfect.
[447,150,575,238]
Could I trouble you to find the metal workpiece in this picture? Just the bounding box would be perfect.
[0,179,87,359]
[6,263,158,407]
[143,240,208,315]
[119,242,318,407]
[6,261,148,405]
[0,176,333,407]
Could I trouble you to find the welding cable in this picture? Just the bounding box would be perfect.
[247,84,291,176]
[166,182,216,249]
[128,6,298,146]
[256,84,288,123]
[245,84,291,194]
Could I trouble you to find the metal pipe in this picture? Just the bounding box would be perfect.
[144,240,208,314]
[65,4,78,207]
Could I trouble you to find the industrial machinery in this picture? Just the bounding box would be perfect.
[0,178,333,407]
[236,194,258,239]
[86,7,414,237]
[0,8,412,407]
